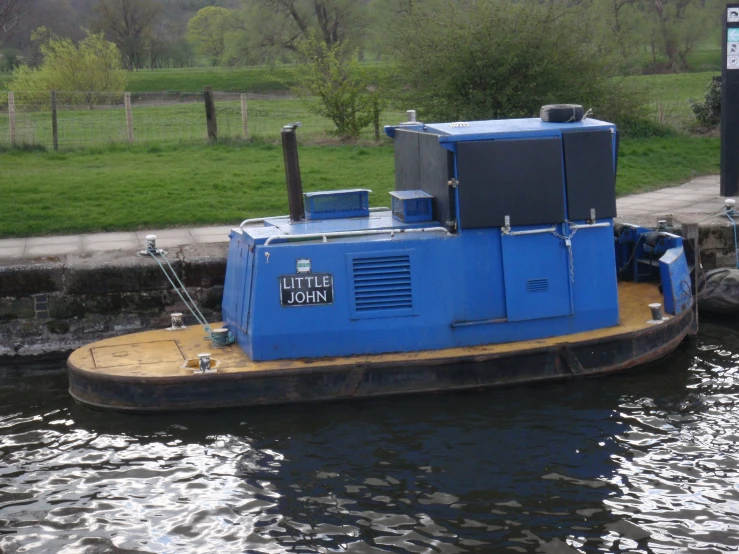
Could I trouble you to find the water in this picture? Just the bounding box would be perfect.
[2,322,739,553]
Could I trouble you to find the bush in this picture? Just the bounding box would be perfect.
[690,76,721,128]
[0,50,21,72]
[390,0,649,130]
[7,28,127,110]
[289,35,388,141]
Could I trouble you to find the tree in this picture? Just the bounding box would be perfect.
[643,0,716,72]
[8,28,127,109]
[390,0,646,127]
[237,0,368,61]
[0,0,29,46]
[187,6,231,64]
[289,34,386,140]
[92,0,163,70]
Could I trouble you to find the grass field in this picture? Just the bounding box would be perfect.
[0,65,292,93]
[0,59,723,239]
[626,71,718,130]
[0,63,389,95]
[0,135,719,238]
[0,142,395,237]
[633,44,721,73]
[0,50,721,97]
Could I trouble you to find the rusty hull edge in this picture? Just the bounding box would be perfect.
[67,308,694,412]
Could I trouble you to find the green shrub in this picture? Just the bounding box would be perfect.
[390,0,649,131]
[689,76,721,128]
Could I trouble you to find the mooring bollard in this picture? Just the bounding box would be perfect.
[170,312,183,329]
[649,303,663,322]
[198,353,211,372]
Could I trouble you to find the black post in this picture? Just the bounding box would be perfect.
[281,123,305,222]
[204,86,217,141]
[51,90,58,152]
[682,222,700,336]
[722,4,739,196]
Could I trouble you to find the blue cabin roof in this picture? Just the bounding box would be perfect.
[385,117,614,141]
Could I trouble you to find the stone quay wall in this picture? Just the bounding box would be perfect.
[695,223,739,270]
[1,222,739,358]
[0,244,227,358]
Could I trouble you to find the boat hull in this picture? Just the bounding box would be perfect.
[68,302,694,412]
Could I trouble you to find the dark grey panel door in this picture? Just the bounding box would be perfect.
[418,131,455,226]
[393,129,455,228]
[561,130,616,220]
[456,138,566,228]
[394,129,420,192]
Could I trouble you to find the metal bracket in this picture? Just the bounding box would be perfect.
[503,215,511,235]
[448,178,459,188]
[589,208,596,224]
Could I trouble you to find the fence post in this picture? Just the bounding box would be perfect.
[51,90,59,151]
[204,86,217,141]
[124,92,134,144]
[241,93,248,139]
[8,92,15,146]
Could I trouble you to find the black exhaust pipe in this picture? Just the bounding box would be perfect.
[281,123,305,222]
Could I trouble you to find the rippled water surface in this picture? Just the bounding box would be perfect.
[3,322,739,553]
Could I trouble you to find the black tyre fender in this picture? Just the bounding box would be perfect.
[540,104,584,123]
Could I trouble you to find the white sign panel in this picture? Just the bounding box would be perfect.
[730,42,739,56]
[728,55,739,69]
[730,7,739,22]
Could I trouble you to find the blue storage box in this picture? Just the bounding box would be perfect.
[304,189,370,220]
[390,190,433,222]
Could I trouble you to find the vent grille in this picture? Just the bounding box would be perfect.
[390,192,433,223]
[527,278,548,292]
[353,255,413,312]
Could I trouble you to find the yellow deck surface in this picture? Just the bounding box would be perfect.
[68,282,664,378]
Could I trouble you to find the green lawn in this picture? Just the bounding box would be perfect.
[0,63,391,95]
[0,66,291,94]
[0,142,396,237]
[624,71,718,130]
[0,135,719,238]
[616,135,719,194]
[632,45,722,73]
[124,66,293,94]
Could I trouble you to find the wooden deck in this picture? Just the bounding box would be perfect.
[69,282,666,379]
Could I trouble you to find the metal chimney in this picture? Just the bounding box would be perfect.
[281,122,305,222]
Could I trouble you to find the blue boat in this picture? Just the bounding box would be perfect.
[67,110,696,411]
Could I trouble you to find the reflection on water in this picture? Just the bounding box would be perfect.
[2,322,739,553]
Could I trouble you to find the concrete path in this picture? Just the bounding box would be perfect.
[615,175,734,226]
[0,175,733,260]
[0,225,234,260]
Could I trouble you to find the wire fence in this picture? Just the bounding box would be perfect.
[0,91,403,150]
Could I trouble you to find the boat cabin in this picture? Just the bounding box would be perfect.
[222,116,633,362]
